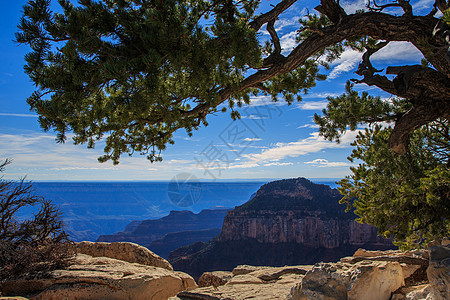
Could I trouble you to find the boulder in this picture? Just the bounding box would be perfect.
[289,260,405,300]
[341,248,429,284]
[198,271,233,288]
[353,248,400,258]
[427,245,450,300]
[77,241,173,270]
[1,254,196,300]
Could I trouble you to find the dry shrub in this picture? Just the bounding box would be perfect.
[0,159,75,281]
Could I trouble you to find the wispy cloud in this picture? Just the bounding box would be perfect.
[0,131,196,180]
[0,113,38,118]
[305,158,350,167]
[280,31,297,54]
[297,123,320,129]
[302,92,341,99]
[328,42,423,79]
[264,162,293,167]
[243,138,262,142]
[412,0,436,12]
[247,95,285,107]
[328,49,361,79]
[242,131,358,163]
[297,100,328,110]
[340,0,367,14]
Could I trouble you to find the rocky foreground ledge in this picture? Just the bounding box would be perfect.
[1,242,448,300]
[171,245,449,300]
[0,242,197,300]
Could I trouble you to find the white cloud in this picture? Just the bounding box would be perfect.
[297,100,328,110]
[244,115,267,120]
[247,95,285,107]
[302,92,341,99]
[412,0,435,12]
[305,158,350,167]
[280,31,298,54]
[340,0,367,14]
[243,138,262,142]
[264,162,293,167]
[371,42,422,62]
[0,113,38,118]
[242,131,359,163]
[328,42,423,79]
[275,17,299,32]
[297,123,320,129]
[328,49,361,79]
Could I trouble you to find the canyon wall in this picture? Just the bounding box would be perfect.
[218,210,390,248]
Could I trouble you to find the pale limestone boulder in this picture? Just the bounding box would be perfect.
[427,245,450,300]
[353,248,401,258]
[77,241,173,270]
[197,271,233,288]
[348,261,404,300]
[1,254,196,300]
[289,260,404,300]
[342,248,429,284]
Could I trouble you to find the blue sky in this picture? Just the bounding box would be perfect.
[0,0,432,181]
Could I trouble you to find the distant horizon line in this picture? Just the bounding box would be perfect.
[30,177,342,183]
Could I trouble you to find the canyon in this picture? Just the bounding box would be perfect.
[97,208,228,256]
[169,178,395,278]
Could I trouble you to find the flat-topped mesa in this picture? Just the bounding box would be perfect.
[234,178,345,215]
[217,178,391,248]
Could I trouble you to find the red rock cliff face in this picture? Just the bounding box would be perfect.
[218,210,390,248]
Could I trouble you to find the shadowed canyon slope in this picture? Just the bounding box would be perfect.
[97,209,228,247]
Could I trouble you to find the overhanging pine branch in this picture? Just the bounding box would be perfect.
[249,0,298,30]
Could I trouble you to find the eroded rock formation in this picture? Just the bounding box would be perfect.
[77,241,173,270]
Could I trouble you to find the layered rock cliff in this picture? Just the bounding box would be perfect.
[218,178,389,247]
[219,178,391,249]
[169,178,395,278]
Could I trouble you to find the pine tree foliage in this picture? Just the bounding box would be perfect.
[316,83,449,248]
[337,122,449,249]
[17,0,449,164]
[16,0,325,164]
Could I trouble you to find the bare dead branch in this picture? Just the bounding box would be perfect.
[368,0,413,16]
